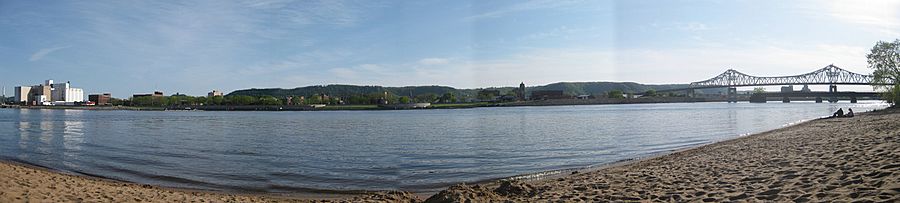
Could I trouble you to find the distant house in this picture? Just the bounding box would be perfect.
[530,90,569,100]
[575,95,592,99]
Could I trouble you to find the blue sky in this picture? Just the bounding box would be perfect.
[1,0,898,96]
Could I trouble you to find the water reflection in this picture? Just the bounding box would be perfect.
[0,101,890,192]
[63,110,85,168]
[17,120,31,160]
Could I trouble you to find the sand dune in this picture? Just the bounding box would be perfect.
[2,108,899,202]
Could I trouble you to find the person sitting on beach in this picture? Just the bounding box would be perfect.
[845,108,854,117]
[831,108,844,118]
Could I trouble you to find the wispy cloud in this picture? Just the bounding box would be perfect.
[418,58,449,65]
[825,0,900,35]
[29,46,70,61]
[466,0,585,21]
[648,22,710,32]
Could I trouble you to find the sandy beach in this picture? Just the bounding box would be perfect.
[2,108,899,202]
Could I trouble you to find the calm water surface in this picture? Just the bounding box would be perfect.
[0,101,888,192]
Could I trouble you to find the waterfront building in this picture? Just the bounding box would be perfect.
[530,90,569,100]
[208,90,224,98]
[14,79,85,105]
[88,93,112,105]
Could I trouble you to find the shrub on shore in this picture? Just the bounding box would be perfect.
[867,39,900,106]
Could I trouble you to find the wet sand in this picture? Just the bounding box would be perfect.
[0,160,420,202]
[2,108,899,202]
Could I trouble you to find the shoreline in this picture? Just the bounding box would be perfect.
[2,107,898,202]
[1,97,721,111]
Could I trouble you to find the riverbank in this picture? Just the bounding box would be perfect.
[1,97,718,111]
[1,107,897,202]
[1,103,490,111]
[424,107,900,202]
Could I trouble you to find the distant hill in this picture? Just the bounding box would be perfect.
[532,82,688,96]
[229,85,475,98]
[227,82,724,98]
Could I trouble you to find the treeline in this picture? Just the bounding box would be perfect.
[125,92,466,107]
[228,82,722,100]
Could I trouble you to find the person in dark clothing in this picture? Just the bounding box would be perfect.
[831,108,844,118]
[845,108,854,117]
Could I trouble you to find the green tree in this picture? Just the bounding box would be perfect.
[258,96,281,105]
[752,87,766,94]
[109,98,125,106]
[415,93,438,103]
[643,89,657,97]
[209,96,224,105]
[440,92,456,103]
[867,39,900,105]
[195,96,208,105]
[227,95,257,105]
[607,90,624,99]
[328,97,342,105]
[398,96,411,103]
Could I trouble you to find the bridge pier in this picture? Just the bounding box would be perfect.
[782,97,790,103]
[829,84,838,103]
[727,87,737,103]
[815,97,823,103]
[851,97,857,103]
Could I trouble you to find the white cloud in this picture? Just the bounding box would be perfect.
[465,0,586,21]
[418,58,449,65]
[29,46,70,61]
[825,0,900,35]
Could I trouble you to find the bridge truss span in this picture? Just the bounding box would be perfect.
[689,65,889,88]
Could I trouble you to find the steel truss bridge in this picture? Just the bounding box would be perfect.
[660,65,893,103]
[688,65,890,89]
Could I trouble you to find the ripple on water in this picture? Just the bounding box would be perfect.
[0,102,889,192]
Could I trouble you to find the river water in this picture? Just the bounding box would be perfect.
[0,101,888,192]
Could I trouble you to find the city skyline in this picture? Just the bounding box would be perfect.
[1,0,898,96]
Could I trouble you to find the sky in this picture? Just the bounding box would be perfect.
[1,0,899,96]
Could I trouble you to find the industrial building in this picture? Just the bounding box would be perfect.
[88,93,112,105]
[530,90,570,100]
[208,90,224,97]
[14,80,85,105]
